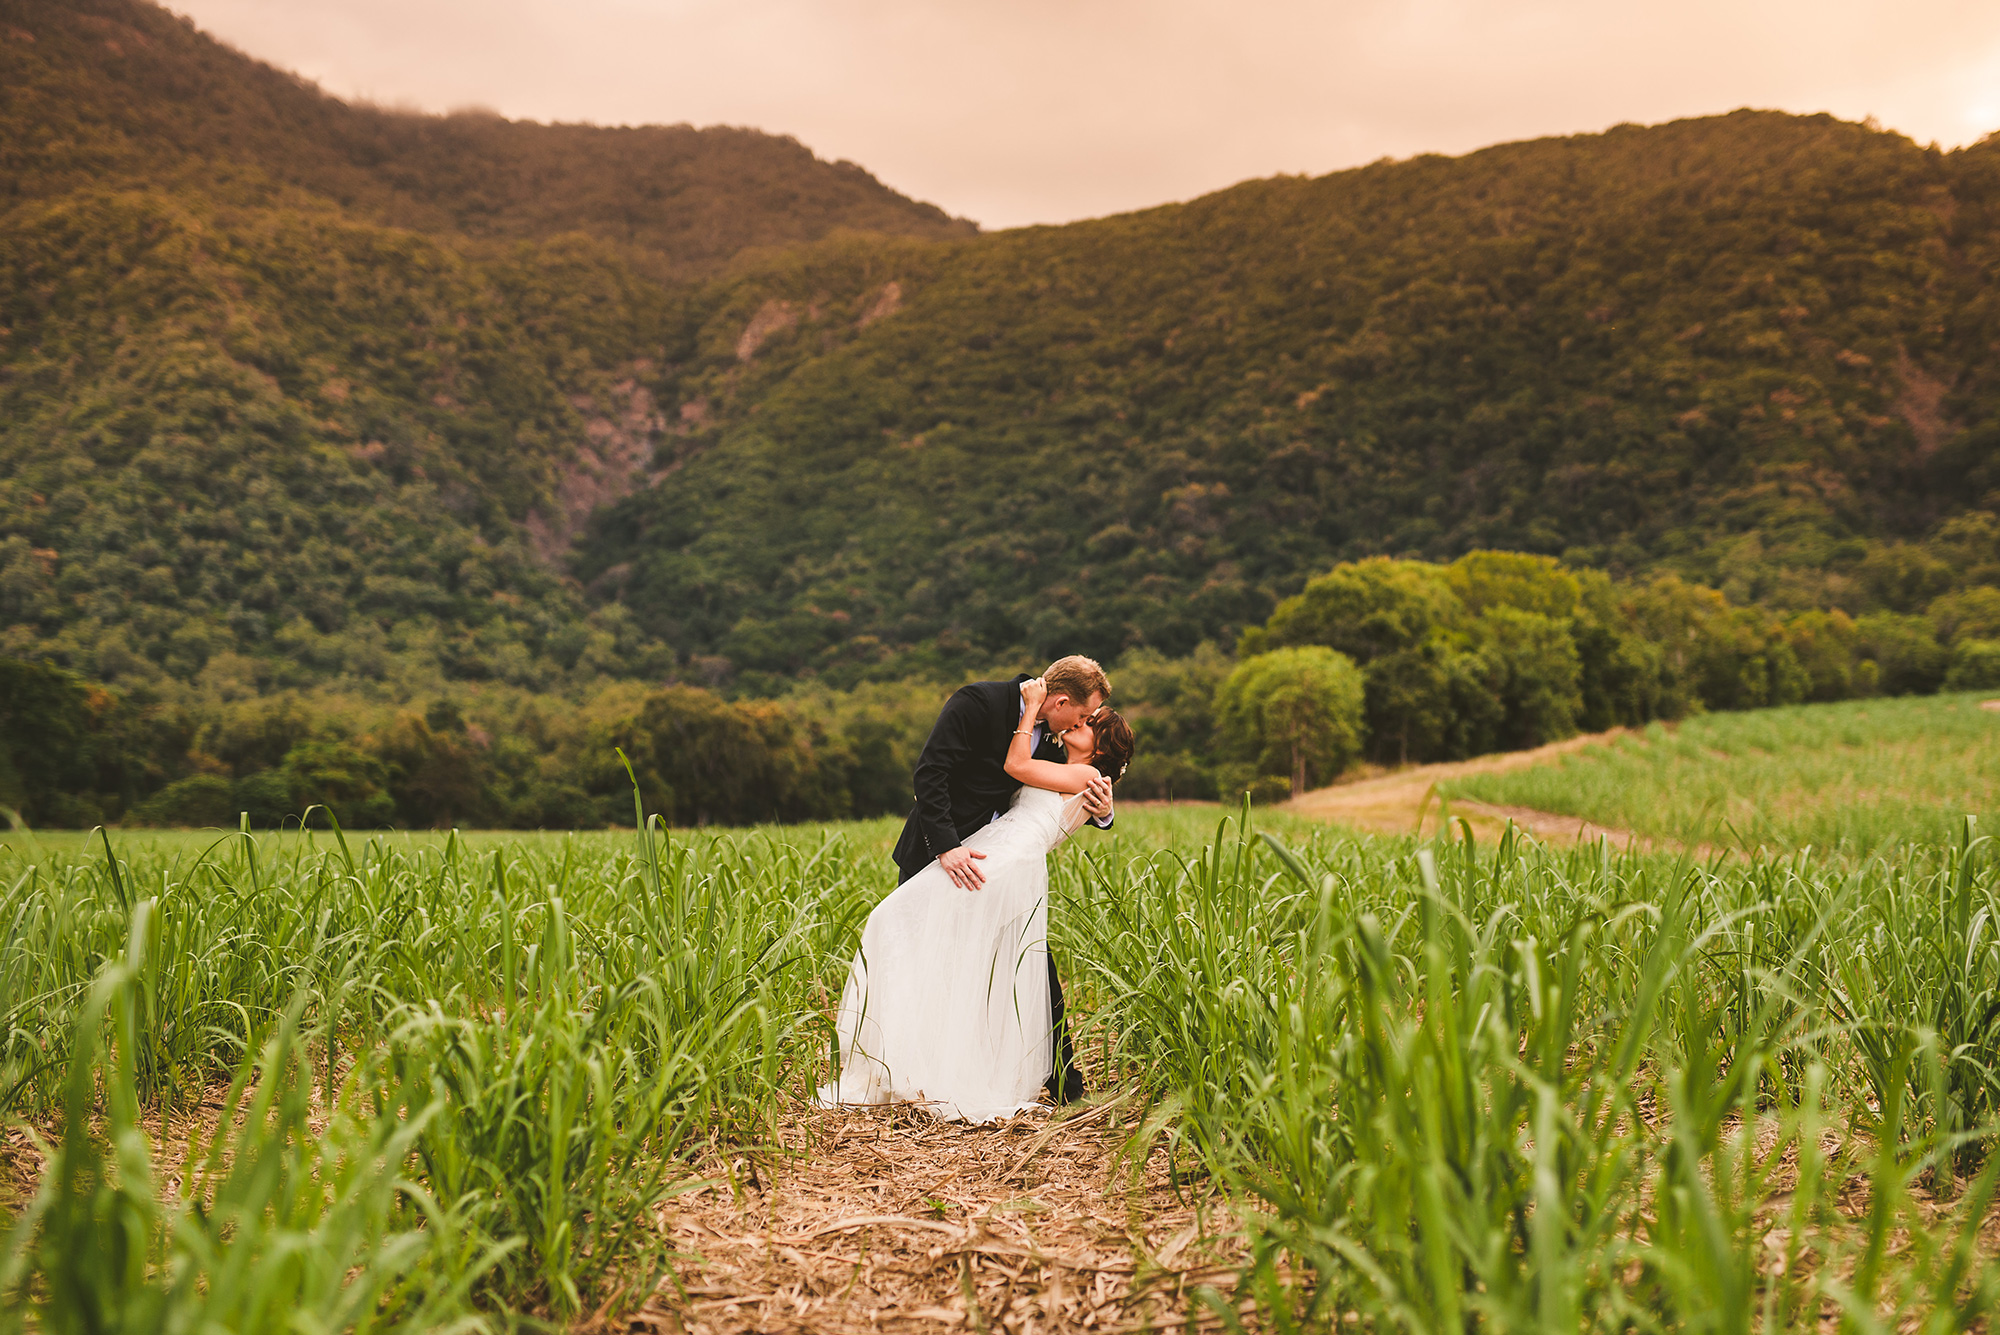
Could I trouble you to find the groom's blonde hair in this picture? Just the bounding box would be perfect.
[1043,655,1110,706]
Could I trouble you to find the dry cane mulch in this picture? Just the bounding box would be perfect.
[1,1079,1253,1335]
[623,1091,1250,1335]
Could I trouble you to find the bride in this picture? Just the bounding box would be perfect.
[818,678,1134,1122]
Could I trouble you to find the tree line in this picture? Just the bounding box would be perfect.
[5,550,1995,830]
[0,662,949,832]
[1158,549,2000,802]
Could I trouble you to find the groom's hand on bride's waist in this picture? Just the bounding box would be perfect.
[940,846,987,890]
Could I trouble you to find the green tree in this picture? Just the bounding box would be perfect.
[277,741,396,829]
[1257,559,1462,664]
[1944,639,2000,695]
[633,685,843,826]
[1929,586,2000,645]
[129,774,235,827]
[232,771,296,829]
[371,710,495,829]
[1571,618,1669,730]
[1471,607,1585,750]
[1946,639,2000,691]
[781,678,943,817]
[1622,576,1810,713]
[1356,639,1446,766]
[1858,543,1956,613]
[1784,609,1862,702]
[0,657,95,824]
[1447,551,1580,620]
[1215,647,1366,799]
[1110,644,1232,800]
[1856,612,1950,696]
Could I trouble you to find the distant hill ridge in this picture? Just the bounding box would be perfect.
[0,0,974,275]
[1,0,1997,701]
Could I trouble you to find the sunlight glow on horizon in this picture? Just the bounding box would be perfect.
[168,0,2000,229]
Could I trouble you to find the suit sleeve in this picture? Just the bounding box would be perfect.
[910,686,986,860]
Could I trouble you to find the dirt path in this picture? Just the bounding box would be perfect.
[633,1094,1244,1334]
[1283,728,1691,851]
[6,1083,1245,1334]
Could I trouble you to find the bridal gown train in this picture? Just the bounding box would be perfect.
[819,786,1089,1122]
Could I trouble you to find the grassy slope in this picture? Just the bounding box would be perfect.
[1443,691,2000,849]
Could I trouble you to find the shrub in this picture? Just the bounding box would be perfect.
[232,771,295,828]
[1930,586,2000,645]
[128,774,234,827]
[1856,612,1951,696]
[1944,639,2000,692]
[278,741,397,829]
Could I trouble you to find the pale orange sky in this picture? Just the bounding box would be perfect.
[171,0,2000,230]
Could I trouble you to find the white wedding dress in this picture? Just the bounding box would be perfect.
[819,786,1090,1122]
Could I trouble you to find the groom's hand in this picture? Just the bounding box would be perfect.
[940,846,987,890]
[1082,774,1114,820]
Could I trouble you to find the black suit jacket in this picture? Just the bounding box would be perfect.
[892,675,1069,882]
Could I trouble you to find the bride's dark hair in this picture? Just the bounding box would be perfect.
[1086,708,1135,782]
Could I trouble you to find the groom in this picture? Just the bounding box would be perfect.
[892,655,1115,1104]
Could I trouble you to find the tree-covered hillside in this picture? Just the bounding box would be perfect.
[583,112,2000,682]
[0,187,684,694]
[5,2,2000,829]
[0,0,970,698]
[4,0,1999,725]
[0,0,972,276]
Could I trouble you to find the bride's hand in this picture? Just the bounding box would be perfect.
[1020,677,1048,711]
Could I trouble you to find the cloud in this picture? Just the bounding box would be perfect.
[173,0,2000,228]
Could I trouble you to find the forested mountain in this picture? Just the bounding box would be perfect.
[0,0,972,275]
[4,0,2000,832]
[583,112,2000,681]
[0,0,967,701]
[8,0,1997,699]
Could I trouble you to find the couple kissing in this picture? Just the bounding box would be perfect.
[818,656,1134,1122]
